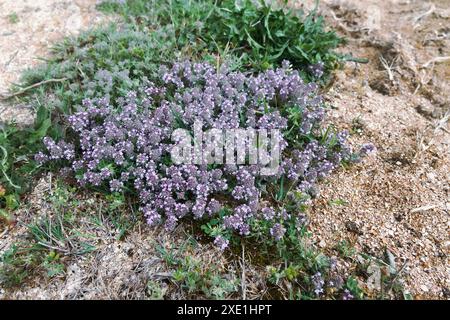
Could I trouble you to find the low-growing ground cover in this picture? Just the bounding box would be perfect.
[35,61,359,244]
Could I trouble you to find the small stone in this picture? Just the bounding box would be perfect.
[420,285,429,292]
[345,221,363,235]
[415,103,434,118]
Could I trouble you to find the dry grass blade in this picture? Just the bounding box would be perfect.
[415,110,450,157]
[379,55,398,82]
[0,78,67,101]
[410,204,439,213]
[240,243,246,300]
[422,56,450,69]
[413,4,435,29]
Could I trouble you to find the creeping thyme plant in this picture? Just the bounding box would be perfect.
[36,61,358,248]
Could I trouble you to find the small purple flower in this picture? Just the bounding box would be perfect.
[110,179,123,192]
[206,199,222,215]
[308,62,325,78]
[329,256,338,270]
[343,289,354,300]
[270,223,286,241]
[261,207,275,220]
[164,214,178,231]
[214,235,229,251]
[359,143,377,156]
[296,214,308,229]
[328,275,344,289]
[312,272,325,296]
[34,152,49,164]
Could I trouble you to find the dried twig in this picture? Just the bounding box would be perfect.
[388,261,408,292]
[5,50,19,67]
[413,4,435,29]
[76,60,86,79]
[413,67,434,95]
[37,241,70,254]
[379,55,398,82]
[422,56,450,69]
[410,204,439,213]
[0,78,67,101]
[415,111,450,157]
[0,228,8,239]
[151,272,174,280]
[240,243,246,300]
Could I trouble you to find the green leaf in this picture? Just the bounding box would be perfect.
[31,118,51,142]
[244,29,263,50]
[5,194,19,210]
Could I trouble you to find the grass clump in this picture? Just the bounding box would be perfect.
[0,106,61,215]
[156,238,239,299]
[206,0,343,76]
[18,24,179,113]
[10,0,353,111]
[7,12,19,24]
[97,0,347,79]
[0,181,134,288]
[0,244,65,287]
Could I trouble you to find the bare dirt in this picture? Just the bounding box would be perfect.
[0,0,448,299]
[303,0,450,299]
[0,0,111,125]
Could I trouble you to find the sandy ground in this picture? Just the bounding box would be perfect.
[0,0,449,299]
[305,0,450,298]
[0,0,110,125]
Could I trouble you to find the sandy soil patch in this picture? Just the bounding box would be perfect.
[0,0,111,125]
[305,0,449,298]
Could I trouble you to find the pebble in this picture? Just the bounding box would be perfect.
[420,285,429,292]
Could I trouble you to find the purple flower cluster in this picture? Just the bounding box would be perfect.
[35,137,75,163]
[343,289,354,300]
[312,272,325,296]
[282,138,346,194]
[214,235,230,251]
[270,223,286,241]
[37,61,351,248]
[359,143,376,156]
[308,62,325,79]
